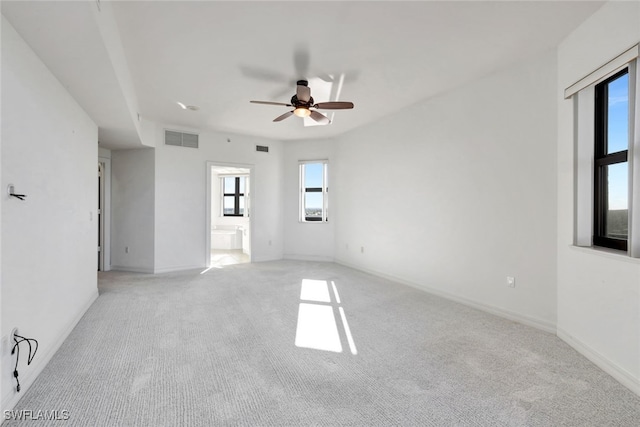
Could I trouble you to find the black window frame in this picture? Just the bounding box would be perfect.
[593,68,629,251]
[222,176,245,217]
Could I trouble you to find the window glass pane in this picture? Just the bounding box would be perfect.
[223,196,235,215]
[606,162,628,239]
[239,177,245,194]
[223,177,235,193]
[304,163,323,189]
[304,193,323,219]
[607,73,628,154]
[239,196,244,215]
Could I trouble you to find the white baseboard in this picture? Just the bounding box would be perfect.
[153,264,203,274]
[283,254,334,262]
[251,255,283,263]
[110,265,154,274]
[1,289,99,412]
[557,327,640,397]
[335,259,557,334]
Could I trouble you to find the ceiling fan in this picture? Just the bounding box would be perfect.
[250,80,354,125]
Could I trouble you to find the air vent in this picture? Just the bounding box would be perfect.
[165,130,199,148]
[256,145,269,153]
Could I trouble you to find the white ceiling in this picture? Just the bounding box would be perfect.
[2,1,604,149]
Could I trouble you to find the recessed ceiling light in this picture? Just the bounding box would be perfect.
[176,102,199,111]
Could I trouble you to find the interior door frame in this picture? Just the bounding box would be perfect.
[98,156,111,271]
[205,161,254,268]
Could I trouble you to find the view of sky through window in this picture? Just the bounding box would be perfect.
[305,163,323,188]
[305,163,324,213]
[607,73,629,211]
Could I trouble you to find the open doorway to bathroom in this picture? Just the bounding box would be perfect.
[206,162,252,268]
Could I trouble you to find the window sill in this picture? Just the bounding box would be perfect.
[569,245,640,264]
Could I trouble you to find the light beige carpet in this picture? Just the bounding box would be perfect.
[5,260,640,426]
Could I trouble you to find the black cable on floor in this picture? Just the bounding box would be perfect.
[11,333,39,393]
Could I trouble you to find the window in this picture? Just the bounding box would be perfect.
[569,44,639,256]
[300,161,328,222]
[593,69,629,251]
[222,176,245,217]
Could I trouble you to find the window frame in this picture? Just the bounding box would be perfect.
[221,176,246,217]
[593,68,629,251]
[299,160,329,223]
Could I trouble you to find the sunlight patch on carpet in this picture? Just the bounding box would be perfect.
[295,279,357,355]
[295,303,343,353]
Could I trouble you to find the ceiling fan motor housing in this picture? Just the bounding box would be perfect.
[291,95,314,108]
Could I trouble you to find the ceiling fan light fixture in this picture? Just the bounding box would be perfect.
[293,107,311,118]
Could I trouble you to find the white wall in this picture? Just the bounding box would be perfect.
[333,50,559,331]
[283,138,335,261]
[1,17,99,410]
[557,1,640,394]
[111,148,155,272]
[154,127,283,272]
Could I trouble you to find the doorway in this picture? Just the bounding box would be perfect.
[98,157,111,271]
[206,162,253,268]
[98,162,104,270]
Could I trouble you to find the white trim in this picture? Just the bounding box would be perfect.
[110,265,154,274]
[574,87,595,247]
[218,173,249,178]
[335,259,556,334]
[206,161,254,268]
[630,60,640,257]
[153,264,204,274]
[1,290,99,412]
[299,160,329,223]
[569,244,640,265]
[99,156,112,271]
[565,44,638,99]
[250,255,283,263]
[283,254,335,262]
[557,327,640,397]
[298,159,329,165]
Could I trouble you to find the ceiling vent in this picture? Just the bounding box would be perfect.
[165,130,199,148]
[256,145,269,153]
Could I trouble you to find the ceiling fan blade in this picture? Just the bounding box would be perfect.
[297,84,311,103]
[309,110,330,125]
[273,111,294,122]
[240,65,289,83]
[250,101,292,107]
[313,101,354,110]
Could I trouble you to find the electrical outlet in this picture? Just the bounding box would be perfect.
[125,246,129,254]
[507,276,515,288]
[360,246,364,254]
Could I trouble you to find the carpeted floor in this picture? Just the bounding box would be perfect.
[5,260,640,426]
